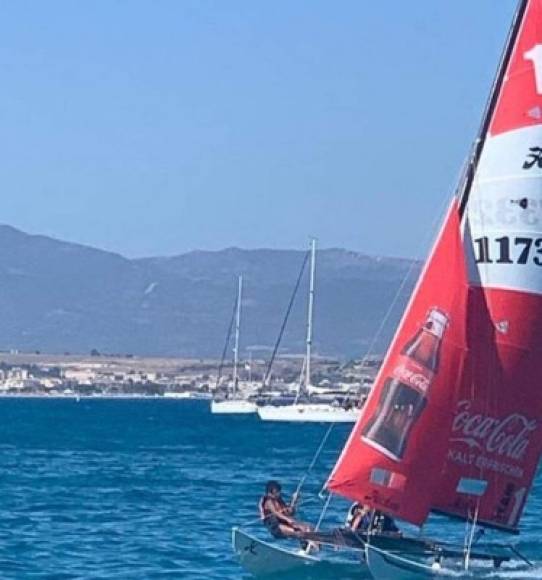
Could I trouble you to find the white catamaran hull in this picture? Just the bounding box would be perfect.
[232,528,369,578]
[210,399,257,414]
[257,403,359,423]
[366,545,450,579]
[365,544,522,579]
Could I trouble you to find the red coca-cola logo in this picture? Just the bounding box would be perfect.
[451,401,537,461]
[393,364,430,393]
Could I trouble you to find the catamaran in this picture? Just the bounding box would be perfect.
[258,239,360,423]
[211,275,257,414]
[326,0,542,576]
[234,0,542,576]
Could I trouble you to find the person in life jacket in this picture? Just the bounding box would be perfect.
[259,480,311,539]
[345,502,372,532]
[346,502,400,535]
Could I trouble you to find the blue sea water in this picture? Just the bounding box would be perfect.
[0,398,539,579]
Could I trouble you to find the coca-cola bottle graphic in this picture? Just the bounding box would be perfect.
[362,308,449,461]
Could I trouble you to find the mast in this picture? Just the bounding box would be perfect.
[305,238,316,394]
[232,275,242,396]
[458,0,529,216]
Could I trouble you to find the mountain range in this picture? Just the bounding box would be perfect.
[0,225,420,358]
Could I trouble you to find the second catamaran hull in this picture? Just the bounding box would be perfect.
[365,544,520,579]
[257,403,359,423]
[366,545,449,579]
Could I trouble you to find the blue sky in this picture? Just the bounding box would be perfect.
[0,0,517,258]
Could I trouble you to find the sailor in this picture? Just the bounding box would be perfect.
[372,510,400,534]
[346,502,400,534]
[259,480,311,539]
[345,502,372,532]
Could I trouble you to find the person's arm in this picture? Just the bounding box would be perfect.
[287,490,300,515]
[268,499,297,526]
[350,510,364,531]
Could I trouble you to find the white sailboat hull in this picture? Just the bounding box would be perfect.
[366,545,448,579]
[233,527,319,575]
[210,399,257,414]
[232,527,369,578]
[257,403,359,423]
[365,544,519,579]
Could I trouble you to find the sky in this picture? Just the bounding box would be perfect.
[0,0,518,259]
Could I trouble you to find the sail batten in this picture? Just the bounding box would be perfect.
[328,0,542,533]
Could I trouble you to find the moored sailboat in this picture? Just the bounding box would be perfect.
[211,276,257,414]
[326,0,542,576]
[258,239,360,423]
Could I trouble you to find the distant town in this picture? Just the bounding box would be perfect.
[0,351,381,400]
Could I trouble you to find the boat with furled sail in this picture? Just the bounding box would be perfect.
[258,238,360,423]
[211,275,257,414]
[326,0,542,576]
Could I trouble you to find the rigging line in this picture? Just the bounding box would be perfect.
[215,286,239,390]
[354,149,470,378]
[263,250,310,387]
[509,545,534,569]
[464,500,481,571]
[294,422,336,498]
[315,492,332,532]
[355,185,455,393]
[462,506,471,562]
[313,488,334,539]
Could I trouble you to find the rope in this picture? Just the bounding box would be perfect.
[303,492,333,556]
[356,184,454,385]
[315,492,332,532]
[263,250,310,387]
[509,545,534,568]
[294,423,335,498]
[464,501,480,571]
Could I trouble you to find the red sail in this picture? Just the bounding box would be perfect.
[491,0,542,136]
[432,0,542,532]
[329,0,542,531]
[327,200,468,526]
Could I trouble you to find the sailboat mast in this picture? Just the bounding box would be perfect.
[232,275,243,395]
[458,0,528,216]
[305,238,316,393]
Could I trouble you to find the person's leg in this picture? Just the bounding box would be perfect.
[277,523,299,538]
[294,521,312,533]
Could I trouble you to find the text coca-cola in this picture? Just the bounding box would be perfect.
[362,308,449,461]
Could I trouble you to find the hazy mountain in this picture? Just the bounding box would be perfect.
[0,225,420,358]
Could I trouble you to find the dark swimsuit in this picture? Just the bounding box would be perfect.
[260,495,289,539]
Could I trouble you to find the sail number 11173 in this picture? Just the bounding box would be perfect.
[474,236,542,266]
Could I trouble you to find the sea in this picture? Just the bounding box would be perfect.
[0,398,539,579]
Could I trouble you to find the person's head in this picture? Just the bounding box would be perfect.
[353,502,369,515]
[266,480,282,497]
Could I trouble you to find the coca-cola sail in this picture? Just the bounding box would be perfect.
[433,0,542,532]
[328,0,542,533]
[327,201,468,525]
